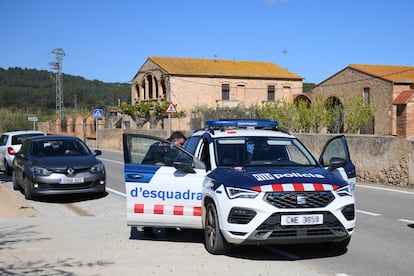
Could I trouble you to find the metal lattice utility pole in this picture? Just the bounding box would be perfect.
[49,48,65,119]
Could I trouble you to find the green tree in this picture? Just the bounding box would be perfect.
[343,95,376,133]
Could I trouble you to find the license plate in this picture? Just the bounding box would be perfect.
[281,214,323,226]
[59,177,84,184]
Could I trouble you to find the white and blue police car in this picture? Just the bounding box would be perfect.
[123,119,356,255]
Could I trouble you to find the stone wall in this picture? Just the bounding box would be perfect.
[93,129,413,188]
[39,118,414,188]
[295,133,412,188]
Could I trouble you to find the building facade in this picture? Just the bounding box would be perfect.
[131,56,304,130]
[312,64,414,136]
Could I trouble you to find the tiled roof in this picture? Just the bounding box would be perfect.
[149,56,302,80]
[349,64,414,83]
[393,89,414,105]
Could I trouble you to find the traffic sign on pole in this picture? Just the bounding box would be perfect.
[93,109,103,119]
[165,102,177,114]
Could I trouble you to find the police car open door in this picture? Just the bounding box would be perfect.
[123,134,206,229]
[319,135,356,192]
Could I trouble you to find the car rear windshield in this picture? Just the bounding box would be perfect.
[30,139,91,157]
[12,133,43,145]
[214,137,317,167]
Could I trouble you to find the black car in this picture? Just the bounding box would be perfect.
[12,135,106,200]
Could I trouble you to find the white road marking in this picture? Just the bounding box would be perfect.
[357,184,414,195]
[356,209,381,216]
[397,218,414,224]
[99,158,123,164]
[107,187,126,197]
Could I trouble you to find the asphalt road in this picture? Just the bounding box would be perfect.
[1,149,414,276]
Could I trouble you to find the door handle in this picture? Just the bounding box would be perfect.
[127,174,143,179]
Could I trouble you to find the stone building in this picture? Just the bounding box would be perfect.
[393,88,414,137]
[312,64,414,136]
[131,56,304,130]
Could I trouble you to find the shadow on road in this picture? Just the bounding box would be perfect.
[32,192,108,204]
[0,172,12,182]
[0,258,114,275]
[129,226,347,260]
[228,243,347,260]
[0,224,49,250]
[130,226,204,244]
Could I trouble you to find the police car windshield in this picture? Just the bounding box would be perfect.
[214,137,317,167]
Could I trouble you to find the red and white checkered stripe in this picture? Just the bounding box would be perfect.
[134,203,201,216]
[252,183,339,192]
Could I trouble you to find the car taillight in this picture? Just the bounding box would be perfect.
[7,147,16,155]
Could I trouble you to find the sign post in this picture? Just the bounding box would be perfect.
[165,102,177,137]
[93,109,103,148]
[28,116,38,130]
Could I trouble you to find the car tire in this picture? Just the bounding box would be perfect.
[4,159,12,175]
[12,170,19,190]
[204,202,231,255]
[24,177,33,200]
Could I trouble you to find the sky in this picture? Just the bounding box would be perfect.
[1,0,413,84]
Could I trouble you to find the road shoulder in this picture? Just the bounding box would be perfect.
[0,181,39,218]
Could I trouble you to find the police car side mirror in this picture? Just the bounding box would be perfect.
[173,161,196,173]
[328,157,347,171]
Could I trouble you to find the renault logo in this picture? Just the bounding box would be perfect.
[67,167,75,175]
[296,195,307,205]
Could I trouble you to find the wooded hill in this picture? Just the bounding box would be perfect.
[0,67,316,114]
[0,67,131,113]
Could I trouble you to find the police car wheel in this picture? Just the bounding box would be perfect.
[204,203,231,255]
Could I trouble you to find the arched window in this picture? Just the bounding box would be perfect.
[147,75,153,99]
[294,95,311,107]
[325,97,344,133]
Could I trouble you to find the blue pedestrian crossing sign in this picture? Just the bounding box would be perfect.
[93,109,103,119]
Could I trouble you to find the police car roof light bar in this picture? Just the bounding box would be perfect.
[205,119,279,128]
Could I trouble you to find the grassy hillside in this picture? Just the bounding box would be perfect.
[0,67,131,113]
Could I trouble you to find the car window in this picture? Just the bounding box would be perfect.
[126,135,193,166]
[215,137,317,167]
[320,136,349,167]
[183,135,200,155]
[12,133,43,145]
[30,139,90,157]
[0,135,8,146]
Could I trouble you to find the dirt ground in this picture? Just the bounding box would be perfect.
[0,180,39,218]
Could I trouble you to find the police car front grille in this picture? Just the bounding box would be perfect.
[48,182,94,190]
[264,191,335,208]
[255,212,347,238]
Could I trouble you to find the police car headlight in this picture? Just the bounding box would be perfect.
[225,187,259,199]
[90,163,104,173]
[336,185,352,197]
[29,166,51,176]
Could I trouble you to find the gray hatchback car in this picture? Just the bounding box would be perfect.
[12,135,106,200]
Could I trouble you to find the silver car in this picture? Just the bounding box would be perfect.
[0,130,45,175]
[12,135,106,200]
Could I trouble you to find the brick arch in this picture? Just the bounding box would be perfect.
[135,73,163,101]
[293,95,311,106]
[325,96,344,133]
